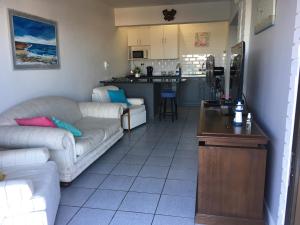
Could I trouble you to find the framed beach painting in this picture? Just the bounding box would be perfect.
[9,9,60,69]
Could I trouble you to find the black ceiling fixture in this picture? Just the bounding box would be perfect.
[162,9,177,21]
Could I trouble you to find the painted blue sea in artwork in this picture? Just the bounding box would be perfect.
[27,43,57,56]
[12,15,58,65]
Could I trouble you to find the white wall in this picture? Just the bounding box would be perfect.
[114,1,231,26]
[0,0,128,113]
[237,0,299,225]
[179,22,228,67]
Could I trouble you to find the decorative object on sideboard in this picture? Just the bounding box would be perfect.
[246,112,252,134]
[233,101,244,126]
[162,9,176,21]
[254,0,276,34]
[9,9,60,70]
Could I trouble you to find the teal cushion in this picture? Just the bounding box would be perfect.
[52,117,82,137]
[107,89,131,106]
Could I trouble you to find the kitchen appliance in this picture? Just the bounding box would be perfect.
[129,46,150,59]
[146,66,153,76]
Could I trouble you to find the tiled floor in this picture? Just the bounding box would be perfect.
[55,108,199,225]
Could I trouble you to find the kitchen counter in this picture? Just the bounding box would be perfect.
[100,75,186,84]
[100,75,213,119]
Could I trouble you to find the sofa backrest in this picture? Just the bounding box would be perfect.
[92,85,119,103]
[0,96,82,126]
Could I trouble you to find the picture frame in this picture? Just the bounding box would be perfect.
[8,9,60,70]
[254,0,277,35]
[195,32,210,47]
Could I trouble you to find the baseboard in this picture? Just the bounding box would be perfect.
[265,202,276,225]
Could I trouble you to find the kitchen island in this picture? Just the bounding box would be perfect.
[100,76,184,120]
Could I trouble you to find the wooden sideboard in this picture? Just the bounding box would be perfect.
[196,101,269,225]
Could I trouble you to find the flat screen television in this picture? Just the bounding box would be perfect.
[230,41,245,102]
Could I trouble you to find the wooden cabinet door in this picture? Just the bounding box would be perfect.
[198,146,267,219]
[150,26,164,59]
[128,27,150,46]
[163,25,179,59]
[128,27,139,46]
[139,27,150,46]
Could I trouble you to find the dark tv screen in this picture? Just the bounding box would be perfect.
[230,41,245,101]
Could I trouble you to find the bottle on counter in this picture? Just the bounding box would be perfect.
[246,113,252,134]
[176,63,182,76]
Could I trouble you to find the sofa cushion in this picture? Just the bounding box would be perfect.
[107,89,130,106]
[74,117,121,140]
[75,129,105,158]
[1,161,59,214]
[52,117,82,137]
[15,116,56,128]
[0,179,34,203]
[129,105,146,115]
[92,86,119,103]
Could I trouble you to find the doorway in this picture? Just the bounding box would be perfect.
[285,70,300,225]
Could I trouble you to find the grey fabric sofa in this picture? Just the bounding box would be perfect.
[0,96,124,183]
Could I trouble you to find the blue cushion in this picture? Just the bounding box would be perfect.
[107,89,131,106]
[51,117,82,137]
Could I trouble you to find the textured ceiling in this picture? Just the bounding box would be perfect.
[103,0,231,8]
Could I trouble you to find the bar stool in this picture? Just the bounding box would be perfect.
[159,89,178,122]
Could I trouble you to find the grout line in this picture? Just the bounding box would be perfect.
[108,123,167,225]
[106,124,152,225]
[150,112,188,225]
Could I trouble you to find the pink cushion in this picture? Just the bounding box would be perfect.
[15,117,56,128]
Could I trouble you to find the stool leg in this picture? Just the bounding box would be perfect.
[163,99,167,119]
[171,98,174,122]
[159,98,163,121]
[174,98,178,120]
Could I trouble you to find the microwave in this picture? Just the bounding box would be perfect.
[129,47,149,59]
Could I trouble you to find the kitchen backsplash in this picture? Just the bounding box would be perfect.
[130,54,225,76]
[130,59,179,75]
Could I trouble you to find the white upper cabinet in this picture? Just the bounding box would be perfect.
[127,27,150,46]
[163,25,179,59]
[150,25,179,59]
[149,26,164,59]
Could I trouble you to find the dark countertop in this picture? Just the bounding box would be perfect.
[100,76,187,84]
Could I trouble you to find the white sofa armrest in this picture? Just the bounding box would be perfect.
[0,148,49,168]
[79,102,123,119]
[127,98,144,105]
[0,179,34,208]
[0,126,75,151]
